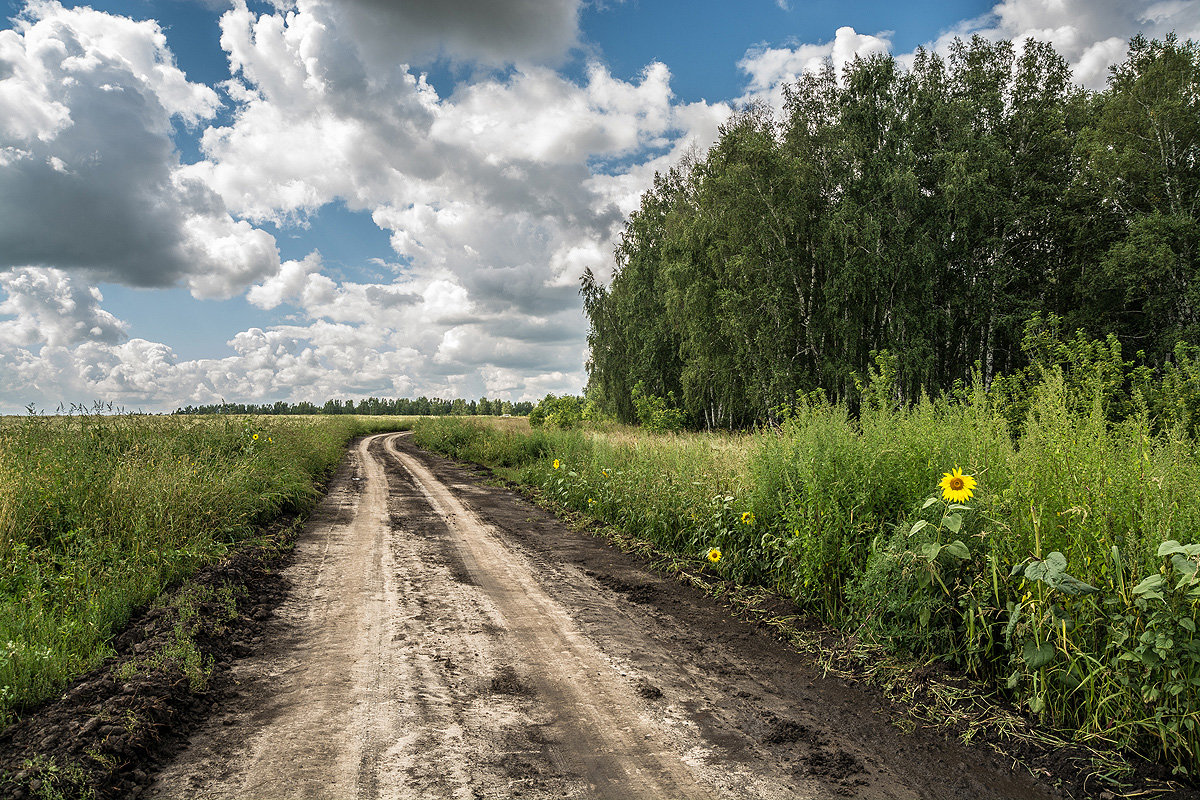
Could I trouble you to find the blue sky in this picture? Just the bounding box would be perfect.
[0,0,1194,413]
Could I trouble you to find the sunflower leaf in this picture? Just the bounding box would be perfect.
[943,513,963,534]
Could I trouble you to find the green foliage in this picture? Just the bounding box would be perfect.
[527,394,584,430]
[0,410,412,724]
[583,35,1200,428]
[631,381,685,433]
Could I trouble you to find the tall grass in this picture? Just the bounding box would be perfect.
[0,411,412,723]
[413,381,1200,776]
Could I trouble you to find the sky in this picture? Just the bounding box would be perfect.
[0,0,1197,413]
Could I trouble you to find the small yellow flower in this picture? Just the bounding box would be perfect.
[587,497,595,505]
[706,547,722,564]
[602,469,609,477]
[268,437,273,443]
[252,433,259,441]
[741,511,755,525]
[939,467,977,503]
[553,459,560,470]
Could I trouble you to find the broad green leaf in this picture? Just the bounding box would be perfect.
[921,497,939,510]
[943,513,963,534]
[1025,552,1066,584]
[1022,640,1056,669]
[1159,540,1187,557]
[943,540,970,560]
[1051,573,1101,596]
[909,519,930,536]
[1171,553,1198,577]
[1132,573,1166,600]
[1004,602,1023,641]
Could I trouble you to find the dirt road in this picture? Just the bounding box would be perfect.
[146,432,1060,800]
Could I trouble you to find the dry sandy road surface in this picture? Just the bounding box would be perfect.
[146,432,1060,800]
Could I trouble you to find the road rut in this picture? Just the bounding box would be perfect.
[146,432,1061,800]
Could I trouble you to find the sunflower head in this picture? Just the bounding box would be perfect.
[552,459,560,470]
[706,547,722,564]
[741,511,755,525]
[939,467,977,502]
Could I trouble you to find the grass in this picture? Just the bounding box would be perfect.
[0,410,413,724]
[412,380,1200,784]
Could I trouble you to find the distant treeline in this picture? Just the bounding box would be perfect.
[174,397,535,417]
[583,34,1200,428]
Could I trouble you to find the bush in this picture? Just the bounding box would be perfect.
[631,381,685,433]
[528,394,584,430]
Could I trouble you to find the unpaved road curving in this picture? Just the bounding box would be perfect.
[146,432,1061,800]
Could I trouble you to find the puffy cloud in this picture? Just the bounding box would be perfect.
[0,267,126,348]
[0,1,281,299]
[0,293,587,414]
[929,0,1200,87]
[195,0,728,324]
[739,26,893,93]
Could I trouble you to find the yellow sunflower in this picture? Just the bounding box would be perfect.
[939,467,977,503]
[552,459,560,470]
[741,511,755,526]
[706,547,722,564]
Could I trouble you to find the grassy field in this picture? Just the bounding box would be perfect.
[413,379,1200,777]
[0,412,413,724]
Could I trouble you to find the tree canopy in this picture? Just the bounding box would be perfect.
[583,35,1200,428]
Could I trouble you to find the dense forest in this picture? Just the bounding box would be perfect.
[582,34,1200,428]
[174,396,534,416]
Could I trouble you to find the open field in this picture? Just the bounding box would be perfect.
[0,412,415,724]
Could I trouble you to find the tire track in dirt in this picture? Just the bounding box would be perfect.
[145,432,1062,800]
[382,434,718,798]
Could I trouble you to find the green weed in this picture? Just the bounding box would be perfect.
[0,410,412,723]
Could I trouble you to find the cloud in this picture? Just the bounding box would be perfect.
[928,0,1200,87]
[0,268,588,412]
[0,0,741,411]
[306,0,583,68]
[190,0,728,343]
[736,26,894,114]
[0,267,127,348]
[740,26,893,93]
[0,1,281,299]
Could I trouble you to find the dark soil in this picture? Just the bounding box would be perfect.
[0,450,359,800]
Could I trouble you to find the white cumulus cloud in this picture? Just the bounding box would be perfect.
[0,1,282,299]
